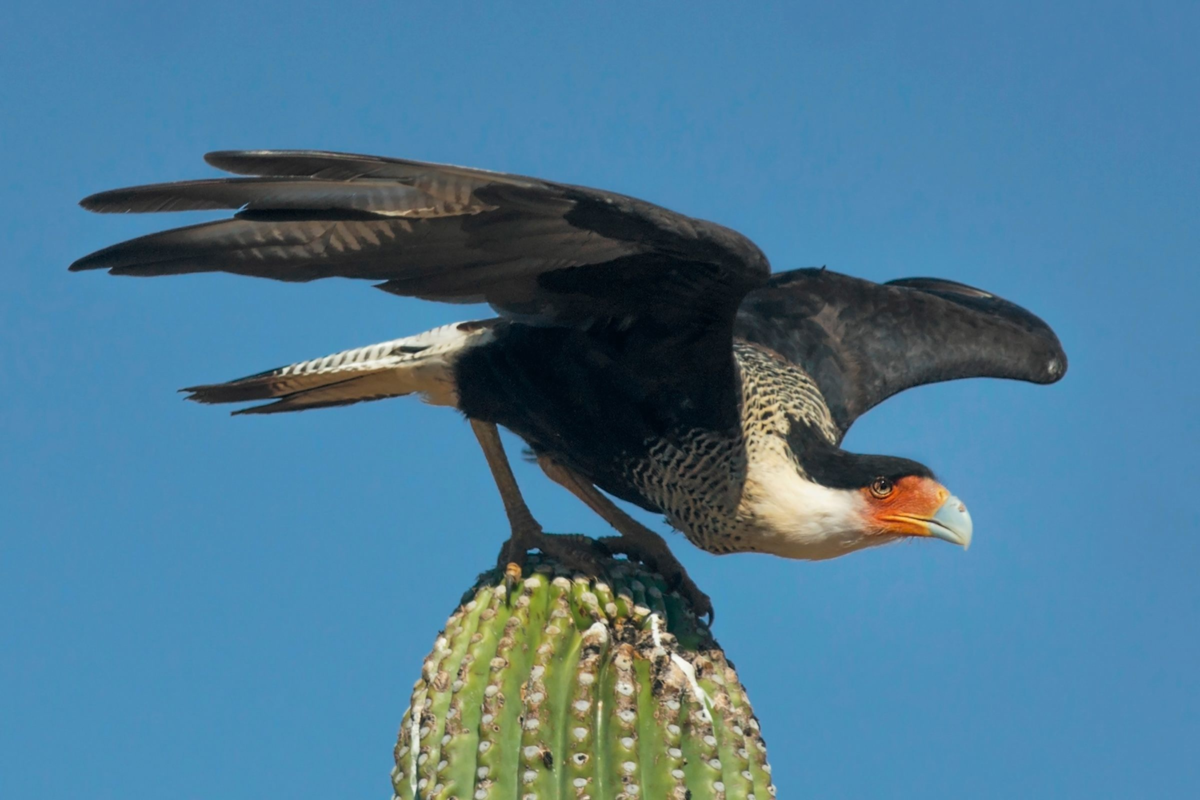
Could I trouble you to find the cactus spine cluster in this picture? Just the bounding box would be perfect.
[392,554,776,800]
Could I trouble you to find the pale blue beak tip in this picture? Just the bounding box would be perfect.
[929,495,973,550]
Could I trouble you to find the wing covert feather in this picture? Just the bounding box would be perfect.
[735,268,1067,434]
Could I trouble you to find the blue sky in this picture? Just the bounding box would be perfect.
[2,2,1197,798]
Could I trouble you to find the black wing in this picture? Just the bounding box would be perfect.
[72,150,768,332]
[734,268,1067,436]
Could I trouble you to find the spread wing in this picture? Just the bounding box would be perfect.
[72,150,769,333]
[734,268,1067,436]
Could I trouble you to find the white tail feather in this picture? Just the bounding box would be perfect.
[183,320,493,414]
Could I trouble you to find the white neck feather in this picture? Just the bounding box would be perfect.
[738,455,887,560]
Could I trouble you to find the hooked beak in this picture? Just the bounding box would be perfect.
[875,481,974,550]
[924,495,973,549]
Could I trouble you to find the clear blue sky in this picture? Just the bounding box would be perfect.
[2,3,1197,798]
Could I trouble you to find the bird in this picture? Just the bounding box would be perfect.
[71,150,1067,619]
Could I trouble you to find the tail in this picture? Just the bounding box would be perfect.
[184,320,494,414]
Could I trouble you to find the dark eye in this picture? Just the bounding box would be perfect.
[869,477,894,498]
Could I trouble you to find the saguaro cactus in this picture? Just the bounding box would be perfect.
[392,554,776,800]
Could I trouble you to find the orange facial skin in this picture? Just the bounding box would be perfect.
[861,475,952,537]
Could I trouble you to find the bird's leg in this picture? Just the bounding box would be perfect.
[469,420,608,582]
[470,419,542,570]
[538,456,714,622]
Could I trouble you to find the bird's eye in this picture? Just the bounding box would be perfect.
[869,477,894,498]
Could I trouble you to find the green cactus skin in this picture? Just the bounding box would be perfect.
[392,554,776,800]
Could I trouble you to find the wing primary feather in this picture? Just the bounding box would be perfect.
[73,149,771,347]
[79,177,448,216]
[885,276,995,299]
[203,149,543,188]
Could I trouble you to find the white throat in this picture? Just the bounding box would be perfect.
[738,457,884,560]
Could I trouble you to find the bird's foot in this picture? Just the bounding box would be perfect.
[496,530,612,584]
[598,535,714,624]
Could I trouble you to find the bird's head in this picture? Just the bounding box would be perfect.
[852,466,973,549]
[814,449,972,556]
[749,438,973,559]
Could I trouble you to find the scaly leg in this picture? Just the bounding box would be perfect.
[469,420,607,577]
[538,456,714,622]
